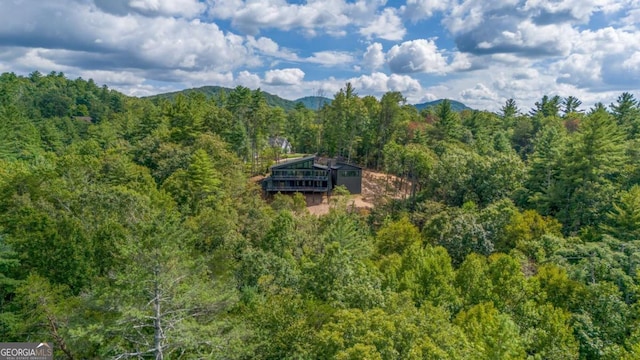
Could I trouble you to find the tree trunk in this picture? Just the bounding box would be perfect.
[154,266,164,360]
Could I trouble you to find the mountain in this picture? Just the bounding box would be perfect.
[145,86,471,112]
[145,85,301,111]
[413,99,472,112]
[293,96,332,110]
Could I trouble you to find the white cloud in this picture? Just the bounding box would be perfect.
[246,36,279,54]
[93,0,206,18]
[359,8,406,41]
[12,49,73,73]
[347,72,422,101]
[264,68,305,85]
[128,0,206,18]
[362,43,385,70]
[208,0,403,40]
[403,0,451,21]
[523,0,623,23]
[460,83,499,101]
[1,0,639,115]
[622,51,640,71]
[78,70,145,86]
[0,2,261,73]
[547,26,640,89]
[387,74,422,93]
[386,39,448,74]
[306,51,354,66]
[448,52,473,71]
[246,36,299,61]
[551,53,602,87]
[170,69,235,87]
[206,0,244,19]
[236,70,262,88]
[218,0,352,35]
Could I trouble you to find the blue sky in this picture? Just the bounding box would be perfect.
[0,0,639,111]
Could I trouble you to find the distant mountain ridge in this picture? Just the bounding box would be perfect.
[145,86,471,112]
[414,99,472,112]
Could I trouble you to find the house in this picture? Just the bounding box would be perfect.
[331,162,362,195]
[267,136,292,154]
[262,155,362,195]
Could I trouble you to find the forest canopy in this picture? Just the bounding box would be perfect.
[1,71,640,359]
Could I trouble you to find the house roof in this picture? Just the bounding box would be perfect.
[331,162,362,170]
[270,155,316,170]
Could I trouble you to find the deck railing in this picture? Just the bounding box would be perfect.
[265,185,330,193]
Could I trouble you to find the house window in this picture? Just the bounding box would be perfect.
[340,170,360,177]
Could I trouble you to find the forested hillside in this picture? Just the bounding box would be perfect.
[1,71,640,359]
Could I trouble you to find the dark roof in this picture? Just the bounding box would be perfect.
[270,155,316,170]
[331,162,362,170]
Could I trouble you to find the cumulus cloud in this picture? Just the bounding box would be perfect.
[212,0,352,35]
[359,8,406,41]
[1,0,639,113]
[386,39,448,74]
[460,83,499,101]
[551,53,602,88]
[349,72,421,97]
[264,68,305,85]
[0,1,260,73]
[548,27,640,89]
[208,0,403,41]
[622,51,640,72]
[524,0,623,24]
[306,51,354,66]
[95,0,206,18]
[448,52,474,71]
[453,17,577,56]
[442,0,617,59]
[236,70,262,88]
[362,43,385,70]
[403,0,451,21]
[78,70,145,86]
[170,69,235,87]
[246,36,299,61]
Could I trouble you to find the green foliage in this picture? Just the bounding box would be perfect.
[1,72,639,359]
[375,215,421,256]
[603,185,640,241]
[454,302,526,359]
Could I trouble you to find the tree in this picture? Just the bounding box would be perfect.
[321,83,368,162]
[602,185,640,241]
[397,244,460,310]
[501,209,563,260]
[15,275,78,359]
[531,95,561,118]
[501,98,519,120]
[454,302,525,359]
[526,122,567,212]
[515,302,579,359]
[0,236,22,340]
[557,107,627,232]
[423,205,492,265]
[96,213,238,359]
[373,92,405,168]
[610,92,640,137]
[563,96,583,116]
[434,99,462,142]
[375,215,421,257]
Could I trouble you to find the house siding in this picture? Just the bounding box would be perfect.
[262,157,362,195]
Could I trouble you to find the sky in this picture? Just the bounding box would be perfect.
[0,0,639,111]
